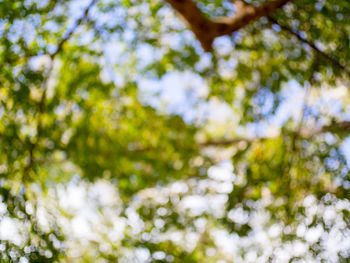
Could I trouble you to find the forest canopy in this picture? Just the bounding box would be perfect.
[1,0,350,262]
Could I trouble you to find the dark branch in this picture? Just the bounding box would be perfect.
[23,0,97,180]
[51,0,97,58]
[165,0,292,51]
[200,137,253,147]
[268,16,350,78]
[201,121,350,147]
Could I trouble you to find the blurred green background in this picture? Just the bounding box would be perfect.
[0,0,350,262]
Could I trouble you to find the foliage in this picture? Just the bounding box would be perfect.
[0,0,350,262]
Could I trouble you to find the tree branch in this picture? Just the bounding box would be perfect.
[268,16,350,78]
[165,0,292,51]
[23,0,97,180]
[201,121,350,147]
[200,137,253,147]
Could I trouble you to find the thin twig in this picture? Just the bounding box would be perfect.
[201,121,350,148]
[291,53,318,151]
[51,0,98,59]
[23,0,98,180]
[268,16,350,78]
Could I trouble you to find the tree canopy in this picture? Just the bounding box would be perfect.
[1,0,350,262]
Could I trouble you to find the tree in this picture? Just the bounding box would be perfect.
[0,0,350,262]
